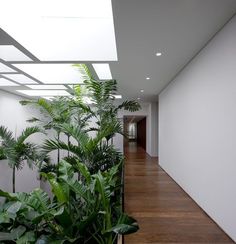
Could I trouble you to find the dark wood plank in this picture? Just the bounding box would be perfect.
[124,142,234,243]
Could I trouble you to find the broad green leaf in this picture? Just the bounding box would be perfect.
[0,212,11,224]
[0,225,26,241]
[6,201,22,214]
[16,231,36,244]
[76,162,91,183]
[42,173,68,203]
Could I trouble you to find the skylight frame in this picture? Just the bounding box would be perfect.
[26,84,67,90]
[0,45,32,62]
[0,62,17,73]
[17,90,71,97]
[13,63,86,84]
[2,74,38,84]
[0,78,20,86]
[92,63,112,80]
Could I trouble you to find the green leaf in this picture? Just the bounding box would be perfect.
[0,225,26,241]
[0,189,17,200]
[105,223,139,235]
[6,201,22,215]
[42,172,68,203]
[108,214,139,235]
[16,231,36,244]
[76,162,91,183]
[0,212,11,224]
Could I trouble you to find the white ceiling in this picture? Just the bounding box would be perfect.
[0,0,236,101]
[111,0,236,101]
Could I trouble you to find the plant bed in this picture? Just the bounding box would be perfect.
[0,64,140,243]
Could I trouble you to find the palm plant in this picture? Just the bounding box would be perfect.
[73,64,141,144]
[43,122,124,174]
[20,96,93,163]
[20,97,71,164]
[0,126,44,193]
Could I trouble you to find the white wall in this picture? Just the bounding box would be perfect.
[159,16,236,241]
[0,90,41,192]
[149,102,158,157]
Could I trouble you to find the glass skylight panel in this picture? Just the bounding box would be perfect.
[26,85,66,90]
[0,62,17,73]
[92,63,112,80]
[0,78,19,86]
[0,0,117,61]
[0,45,32,62]
[17,90,71,97]
[2,74,38,84]
[13,64,84,84]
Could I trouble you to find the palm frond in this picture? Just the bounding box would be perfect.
[73,64,93,80]
[116,100,141,112]
[16,126,43,145]
[59,123,89,145]
[0,126,15,146]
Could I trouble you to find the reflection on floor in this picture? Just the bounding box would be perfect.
[124,142,233,243]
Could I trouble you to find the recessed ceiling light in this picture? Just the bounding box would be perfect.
[156,52,162,56]
[140,89,144,93]
[0,0,117,61]
[146,77,150,80]
[26,85,66,90]
[0,62,17,73]
[92,63,112,80]
[17,90,71,97]
[13,64,85,84]
[137,97,140,100]
[0,78,19,86]
[0,45,32,61]
[2,74,38,84]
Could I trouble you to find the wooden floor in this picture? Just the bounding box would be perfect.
[124,142,234,244]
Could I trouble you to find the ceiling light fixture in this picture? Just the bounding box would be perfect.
[140,89,144,93]
[17,90,71,97]
[137,97,140,100]
[0,78,19,86]
[26,84,66,90]
[2,74,38,84]
[0,0,117,61]
[156,52,162,56]
[146,77,150,80]
[13,63,85,84]
[92,63,112,80]
[0,45,32,61]
[0,62,17,73]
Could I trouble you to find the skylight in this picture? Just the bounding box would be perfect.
[13,64,85,84]
[26,85,66,90]
[92,63,112,80]
[2,74,38,84]
[0,62,17,73]
[0,0,117,61]
[0,45,32,62]
[0,78,19,86]
[17,90,71,97]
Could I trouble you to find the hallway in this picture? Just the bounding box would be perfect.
[124,142,233,243]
